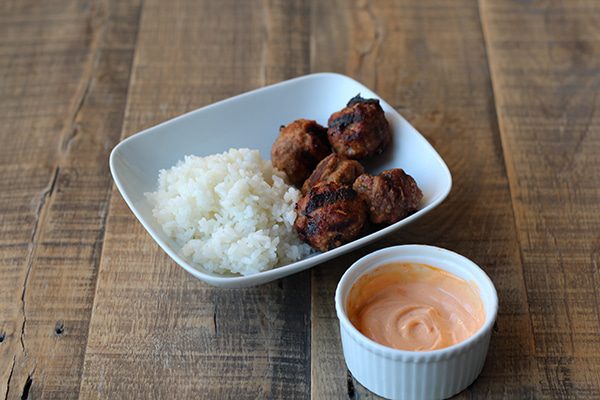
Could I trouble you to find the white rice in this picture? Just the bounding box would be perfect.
[146,148,312,276]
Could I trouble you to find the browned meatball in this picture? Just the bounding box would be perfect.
[353,169,422,225]
[295,182,368,252]
[271,119,331,186]
[301,153,365,194]
[327,95,392,159]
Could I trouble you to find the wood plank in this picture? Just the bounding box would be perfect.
[78,0,312,398]
[0,1,142,398]
[310,0,540,398]
[479,0,600,397]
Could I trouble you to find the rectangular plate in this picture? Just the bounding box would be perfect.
[109,73,452,288]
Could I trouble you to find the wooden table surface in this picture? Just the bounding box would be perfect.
[2,0,600,398]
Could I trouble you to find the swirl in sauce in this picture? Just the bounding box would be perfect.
[347,263,485,351]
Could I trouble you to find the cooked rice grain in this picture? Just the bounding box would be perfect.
[147,148,311,276]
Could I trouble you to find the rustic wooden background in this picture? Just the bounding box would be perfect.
[1,0,599,398]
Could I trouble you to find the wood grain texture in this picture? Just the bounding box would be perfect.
[310,0,539,398]
[480,0,600,397]
[78,0,312,398]
[0,0,141,399]
[1,0,599,398]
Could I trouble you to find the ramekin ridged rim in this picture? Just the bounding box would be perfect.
[335,245,498,362]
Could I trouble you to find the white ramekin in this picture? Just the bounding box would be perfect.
[335,245,498,400]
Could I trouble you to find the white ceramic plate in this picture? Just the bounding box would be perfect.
[109,73,452,288]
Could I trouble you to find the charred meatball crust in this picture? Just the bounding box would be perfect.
[294,181,368,252]
[271,119,331,186]
[301,153,365,194]
[327,95,392,159]
[353,168,422,225]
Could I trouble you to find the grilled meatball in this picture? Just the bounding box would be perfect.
[271,119,331,186]
[295,182,368,252]
[301,153,365,194]
[353,169,422,225]
[327,95,392,159]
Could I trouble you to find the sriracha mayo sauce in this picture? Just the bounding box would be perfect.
[347,263,485,351]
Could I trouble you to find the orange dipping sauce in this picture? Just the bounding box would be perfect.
[347,263,485,351]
